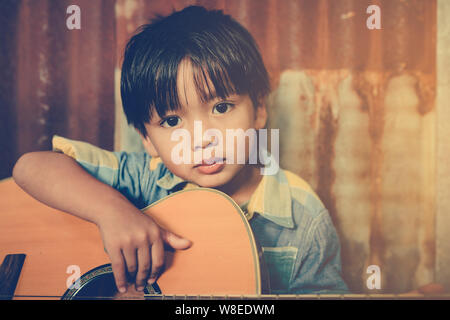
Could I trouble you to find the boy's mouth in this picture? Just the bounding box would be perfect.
[194,157,226,174]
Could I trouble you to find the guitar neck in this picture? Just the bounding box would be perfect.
[143,293,450,300]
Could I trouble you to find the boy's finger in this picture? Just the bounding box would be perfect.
[148,240,164,284]
[122,247,137,276]
[109,249,127,293]
[135,246,151,291]
[161,230,192,250]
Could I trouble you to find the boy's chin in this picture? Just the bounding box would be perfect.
[189,169,236,189]
[191,175,230,189]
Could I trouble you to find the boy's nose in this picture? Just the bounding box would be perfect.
[190,120,222,152]
[193,135,217,151]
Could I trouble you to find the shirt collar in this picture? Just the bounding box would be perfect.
[246,169,294,229]
[156,170,187,190]
[155,150,295,229]
[247,146,294,228]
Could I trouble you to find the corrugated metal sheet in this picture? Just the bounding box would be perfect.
[0,0,21,179]
[435,0,450,294]
[3,0,116,162]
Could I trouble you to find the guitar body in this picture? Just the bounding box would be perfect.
[0,179,262,299]
[141,188,262,296]
[3,178,445,299]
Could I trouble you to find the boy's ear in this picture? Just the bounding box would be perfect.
[139,132,159,157]
[254,102,268,130]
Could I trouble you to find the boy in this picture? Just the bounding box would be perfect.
[12,6,349,295]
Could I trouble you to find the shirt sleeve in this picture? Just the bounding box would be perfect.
[289,209,350,294]
[51,135,155,208]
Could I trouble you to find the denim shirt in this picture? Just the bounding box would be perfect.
[52,135,349,294]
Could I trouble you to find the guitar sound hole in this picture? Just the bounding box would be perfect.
[70,273,118,300]
[62,264,159,300]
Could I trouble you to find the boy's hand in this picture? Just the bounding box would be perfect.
[96,208,191,293]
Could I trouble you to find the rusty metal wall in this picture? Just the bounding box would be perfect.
[0,0,116,179]
[114,0,438,293]
[436,0,450,294]
[0,1,21,179]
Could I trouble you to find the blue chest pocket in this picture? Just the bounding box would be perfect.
[262,247,298,293]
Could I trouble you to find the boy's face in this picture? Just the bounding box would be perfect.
[140,59,267,188]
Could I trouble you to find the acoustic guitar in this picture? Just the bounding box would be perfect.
[1,178,448,299]
[0,178,266,299]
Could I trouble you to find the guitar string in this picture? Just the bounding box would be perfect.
[3,293,440,300]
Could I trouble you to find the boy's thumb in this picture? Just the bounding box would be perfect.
[162,230,192,250]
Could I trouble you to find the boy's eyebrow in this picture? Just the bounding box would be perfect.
[204,94,220,103]
[202,92,238,103]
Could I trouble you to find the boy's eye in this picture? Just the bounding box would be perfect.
[212,103,234,114]
[160,116,181,128]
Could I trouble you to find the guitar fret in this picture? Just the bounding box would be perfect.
[142,293,450,300]
[10,292,450,299]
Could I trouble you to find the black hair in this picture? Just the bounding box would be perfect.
[120,5,271,137]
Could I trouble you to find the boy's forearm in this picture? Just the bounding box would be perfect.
[12,151,137,225]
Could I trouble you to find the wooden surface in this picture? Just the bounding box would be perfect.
[1,177,449,299]
[0,178,109,299]
[142,189,261,296]
[0,178,261,299]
